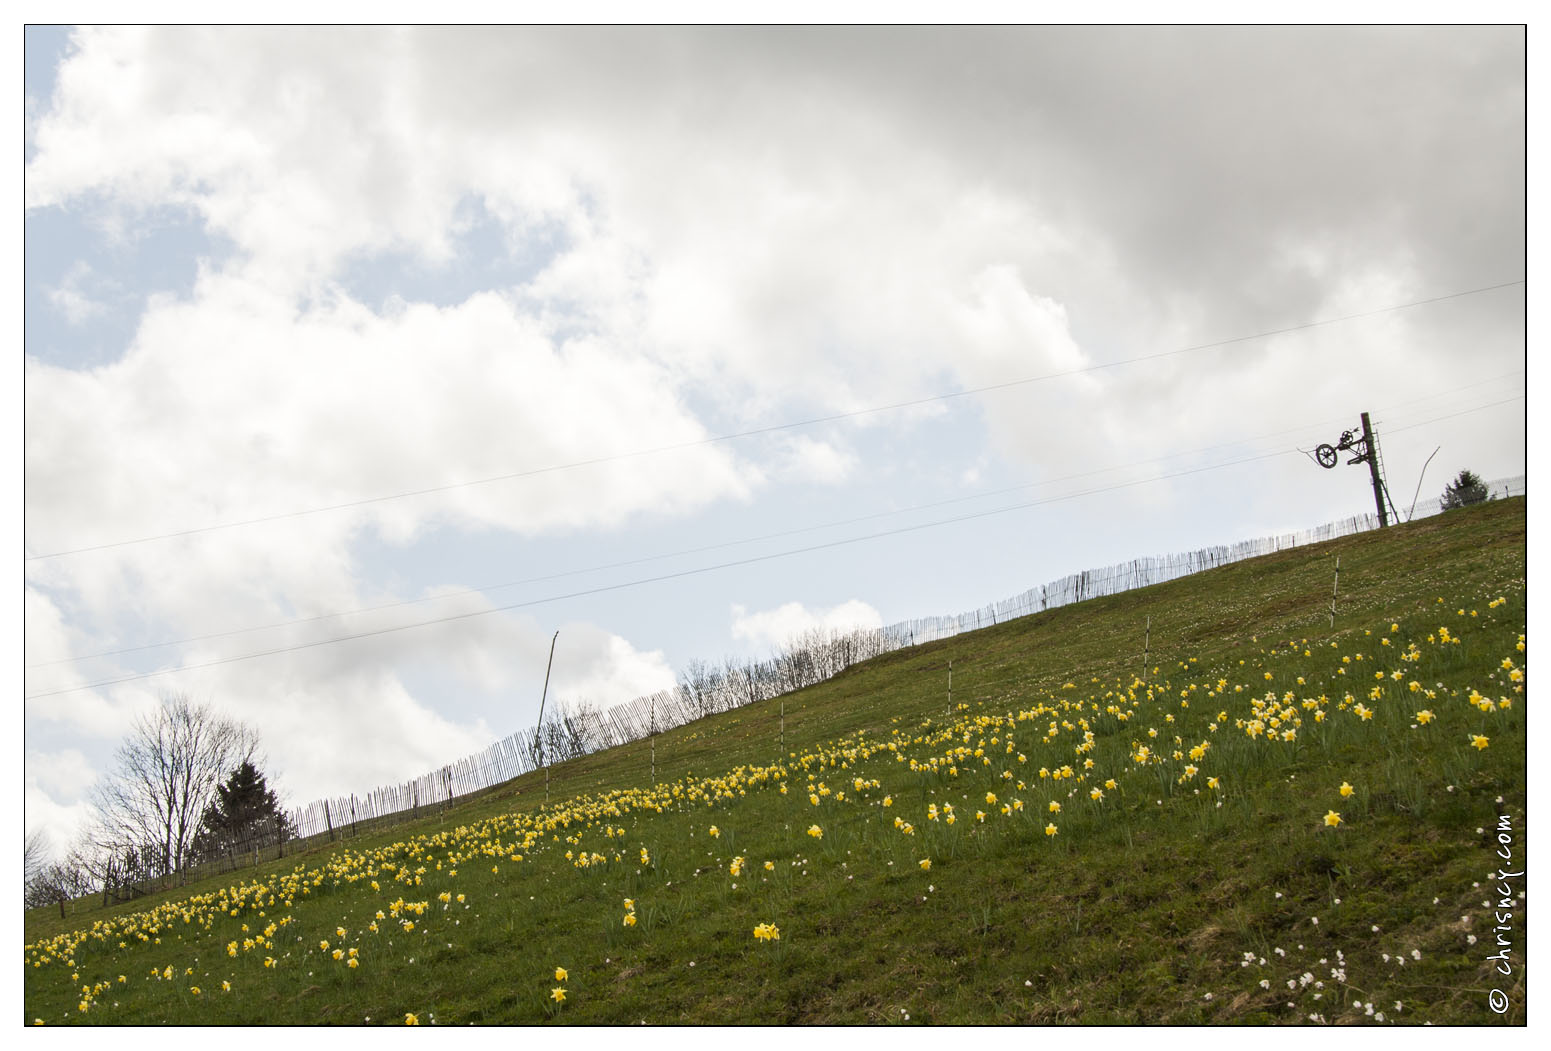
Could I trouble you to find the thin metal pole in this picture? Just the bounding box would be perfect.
[1143,615,1151,678]
[1408,446,1441,522]
[536,630,558,802]
[948,660,953,715]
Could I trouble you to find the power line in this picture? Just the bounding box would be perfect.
[26,389,1524,699]
[25,278,1525,562]
[27,385,1524,671]
[1381,395,1525,436]
[24,446,1297,699]
[24,407,1376,670]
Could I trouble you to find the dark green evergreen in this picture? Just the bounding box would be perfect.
[1440,468,1491,509]
[191,761,295,862]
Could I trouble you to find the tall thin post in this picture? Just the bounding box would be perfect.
[1360,412,1388,527]
[780,698,785,757]
[536,630,559,803]
[650,693,656,787]
[1330,556,1341,628]
[1143,615,1151,679]
[1408,446,1441,523]
[947,660,953,715]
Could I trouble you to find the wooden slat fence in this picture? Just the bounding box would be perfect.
[182,477,1527,869]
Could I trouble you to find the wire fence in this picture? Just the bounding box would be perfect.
[168,476,1529,879]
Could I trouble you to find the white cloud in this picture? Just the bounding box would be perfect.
[23,587,136,740]
[769,435,857,486]
[548,623,678,710]
[26,747,98,804]
[46,260,106,324]
[26,29,1523,476]
[27,276,757,554]
[730,599,884,653]
[25,749,102,860]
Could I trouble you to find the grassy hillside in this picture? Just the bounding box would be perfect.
[24,498,1527,1025]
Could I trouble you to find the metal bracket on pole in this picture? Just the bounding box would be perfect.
[1313,411,1388,527]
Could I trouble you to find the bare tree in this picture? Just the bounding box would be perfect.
[24,830,96,916]
[558,698,609,759]
[61,824,156,906]
[89,693,259,886]
[678,659,721,720]
[24,827,49,888]
[723,655,764,710]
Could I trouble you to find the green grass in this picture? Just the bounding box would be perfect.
[24,498,1527,1025]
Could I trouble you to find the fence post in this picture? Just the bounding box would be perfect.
[1329,556,1341,628]
[324,800,335,842]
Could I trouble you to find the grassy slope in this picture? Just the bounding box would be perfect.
[24,498,1527,1025]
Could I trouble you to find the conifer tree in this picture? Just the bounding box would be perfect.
[192,760,295,862]
[1440,469,1490,510]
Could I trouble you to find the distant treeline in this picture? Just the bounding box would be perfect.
[192,475,1529,874]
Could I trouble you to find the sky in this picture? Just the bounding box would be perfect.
[20,25,1528,858]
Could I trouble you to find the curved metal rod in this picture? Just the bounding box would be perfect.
[1408,446,1442,522]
